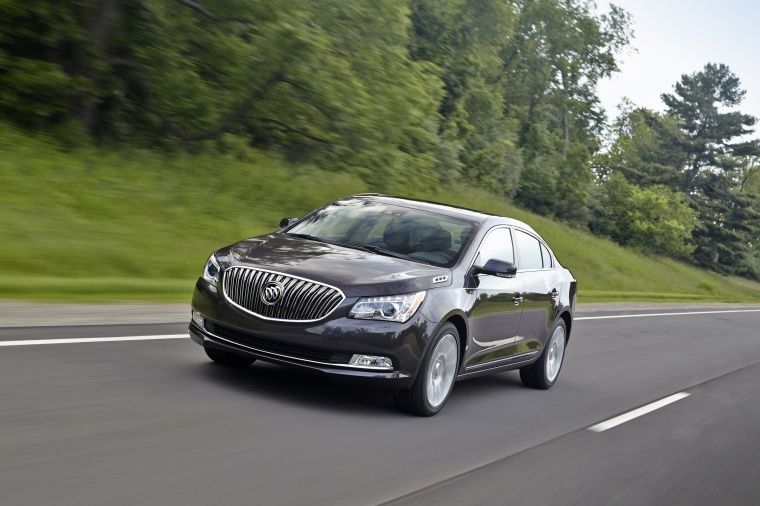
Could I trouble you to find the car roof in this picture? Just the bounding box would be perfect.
[343,194,538,234]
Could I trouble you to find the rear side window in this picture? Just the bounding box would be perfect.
[475,228,514,265]
[515,230,543,270]
[540,243,552,268]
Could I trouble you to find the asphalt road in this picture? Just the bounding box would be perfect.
[2,309,760,505]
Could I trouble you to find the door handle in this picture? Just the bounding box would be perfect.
[550,288,559,299]
[512,293,524,306]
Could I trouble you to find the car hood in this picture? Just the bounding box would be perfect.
[221,234,451,297]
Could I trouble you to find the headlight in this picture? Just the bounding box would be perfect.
[348,291,426,323]
[202,254,220,285]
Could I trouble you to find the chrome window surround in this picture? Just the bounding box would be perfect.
[468,226,556,273]
[467,225,516,273]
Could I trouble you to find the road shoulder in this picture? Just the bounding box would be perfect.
[2,300,760,328]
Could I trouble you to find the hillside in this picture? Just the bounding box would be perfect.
[3,125,760,303]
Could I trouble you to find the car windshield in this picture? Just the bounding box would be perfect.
[285,199,478,267]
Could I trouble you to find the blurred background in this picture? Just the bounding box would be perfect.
[2,0,760,303]
[4,4,760,505]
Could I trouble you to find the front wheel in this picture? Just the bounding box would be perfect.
[204,346,256,367]
[520,319,567,389]
[395,322,460,417]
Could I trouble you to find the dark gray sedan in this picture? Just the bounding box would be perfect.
[189,195,576,416]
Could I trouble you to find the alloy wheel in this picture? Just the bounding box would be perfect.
[545,325,566,383]
[425,333,458,408]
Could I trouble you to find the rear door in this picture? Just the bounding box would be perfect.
[513,229,562,353]
[463,227,525,371]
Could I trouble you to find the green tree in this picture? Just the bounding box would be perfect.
[0,0,89,126]
[595,103,686,188]
[0,0,445,189]
[409,0,523,195]
[662,63,760,272]
[504,0,633,220]
[589,173,697,257]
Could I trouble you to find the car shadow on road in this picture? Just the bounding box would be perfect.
[194,359,528,417]
[196,360,400,416]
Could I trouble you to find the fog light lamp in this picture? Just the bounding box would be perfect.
[348,354,393,370]
[191,310,205,329]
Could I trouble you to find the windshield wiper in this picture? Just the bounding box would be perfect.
[284,233,329,243]
[340,242,431,265]
[285,235,432,265]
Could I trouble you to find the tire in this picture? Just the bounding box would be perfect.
[520,319,566,390]
[204,346,256,367]
[395,322,460,417]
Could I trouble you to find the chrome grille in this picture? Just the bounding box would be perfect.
[222,267,345,322]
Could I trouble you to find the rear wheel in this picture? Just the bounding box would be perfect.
[204,346,255,367]
[395,322,459,417]
[520,319,566,389]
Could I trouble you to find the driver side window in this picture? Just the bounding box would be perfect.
[475,227,514,265]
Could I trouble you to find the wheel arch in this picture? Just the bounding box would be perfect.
[442,312,468,370]
[559,310,572,343]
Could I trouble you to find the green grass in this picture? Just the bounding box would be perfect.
[414,189,760,303]
[3,123,760,303]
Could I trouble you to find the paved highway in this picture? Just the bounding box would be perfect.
[2,308,760,505]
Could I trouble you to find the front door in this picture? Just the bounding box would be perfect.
[464,227,525,371]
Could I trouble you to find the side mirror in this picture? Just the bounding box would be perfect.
[471,259,517,278]
[279,217,298,228]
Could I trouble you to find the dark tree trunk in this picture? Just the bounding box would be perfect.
[80,0,121,134]
[560,69,569,160]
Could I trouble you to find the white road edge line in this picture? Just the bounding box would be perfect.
[1,308,759,346]
[576,309,760,320]
[0,334,188,347]
[588,392,691,433]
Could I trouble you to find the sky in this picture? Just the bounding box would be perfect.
[596,0,760,125]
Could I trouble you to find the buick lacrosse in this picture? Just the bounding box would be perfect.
[189,195,576,416]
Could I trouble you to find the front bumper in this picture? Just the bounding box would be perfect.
[190,279,436,388]
[190,323,414,387]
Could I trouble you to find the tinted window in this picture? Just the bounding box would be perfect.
[475,228,514,265]
[515,230,543,270]
[286,198,477,267]
[540,243,552,268]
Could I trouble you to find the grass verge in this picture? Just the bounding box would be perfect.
[3,123,760,303]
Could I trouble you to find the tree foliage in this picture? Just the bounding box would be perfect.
[596,63,760,276]
[0,0,445,188]
[661,64,760,272]
[6,2,760,279]
[0,0,631,195]
[590,173,696,257]
[504,0,632,220]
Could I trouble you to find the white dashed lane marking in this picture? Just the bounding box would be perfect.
[588,392,691,432]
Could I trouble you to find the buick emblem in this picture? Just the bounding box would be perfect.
[261,281,284,305]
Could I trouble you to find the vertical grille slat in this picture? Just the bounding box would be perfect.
[315,291,341,321]
[246,270,257,309]
[302,286,324,320]
[224,270,234,301]
[288,280,310,320]
[308,287,332,320]
[251,270,268,316]
[281,279,304,320]
[241,269,253,310]
[222,267,344,322]
[301,284,325,320]
[275,277,293,320]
